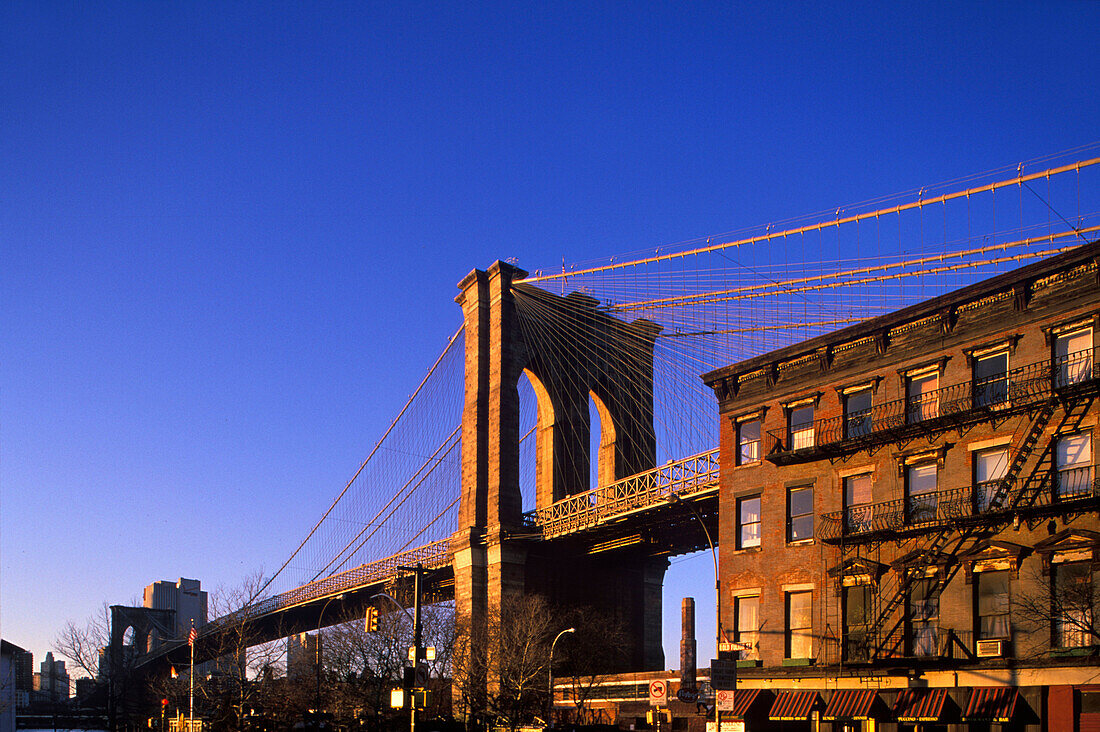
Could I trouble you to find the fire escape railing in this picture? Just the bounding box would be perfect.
[765,349,1096,465]
[525,448,720,539]
[818,466,1100,543]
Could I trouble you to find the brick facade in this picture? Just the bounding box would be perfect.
[703,242,1100,731]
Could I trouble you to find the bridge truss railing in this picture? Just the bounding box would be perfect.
[526,448,720,539]
[214,538,453,629]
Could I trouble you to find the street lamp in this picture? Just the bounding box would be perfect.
[315,593,347,714]
[668,493,720,729]
[547,627,575,726]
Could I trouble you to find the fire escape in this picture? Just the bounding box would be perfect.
[770,348,1100,664]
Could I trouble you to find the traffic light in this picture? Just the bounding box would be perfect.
[365,606,378,632]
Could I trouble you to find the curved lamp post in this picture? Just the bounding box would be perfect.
[547,627,575,726]
[669,492,720,729]
[315,593,347,713]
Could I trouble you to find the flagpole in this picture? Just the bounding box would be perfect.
[189,622,195,732]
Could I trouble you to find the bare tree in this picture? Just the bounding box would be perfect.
[199,571,287,731]
[1015,561,1100,656]
[322,600,456,730]
[453,594,557,731]
[55,603,113,680]
[554,606,629,726]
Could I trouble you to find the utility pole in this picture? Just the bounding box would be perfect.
[396,564,428,732]
[412,565,422,732]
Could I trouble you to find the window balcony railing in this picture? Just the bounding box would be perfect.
[819,465,1100,542]
[765,349,1098,464]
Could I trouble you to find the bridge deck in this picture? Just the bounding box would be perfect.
[161,448,721,662]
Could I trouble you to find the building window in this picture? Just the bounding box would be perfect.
[844,387,873,438]
[976,570,1011,640]
[786,590,812,659]
[907,371,939,423]
[974,351,1009,408]
[908,577,939,656]
[1054,562,1094,648]
[789,404,814,450]
[1055,433,1093,500]
[907,461,938,525]
[974,447,1009,512]
[787,485,813,542]
[843,584,872,662]
[737,496,761,549]
[844,473,874,533]
[737,419,761,465]
[733,594,760,661]
[1055,327,1093,387]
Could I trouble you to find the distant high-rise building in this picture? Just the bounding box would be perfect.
[286,632,321,680]
[8,644,32,696]
[35,652,69,703]
[1,641,22,732]
[73,677,96,701]
[8,643,32,710]
[144,578,208,649]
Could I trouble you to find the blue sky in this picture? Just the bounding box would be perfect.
[3,1,1099,671]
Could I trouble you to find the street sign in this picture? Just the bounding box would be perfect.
[715,690,736,711]
[717,641,752,653]
[648,679,667,706]
[710,659,737,691]
[415,662,429,686]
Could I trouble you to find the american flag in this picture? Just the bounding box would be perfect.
[188,627,197,646]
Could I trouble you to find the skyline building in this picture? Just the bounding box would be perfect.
[143,578,208,649]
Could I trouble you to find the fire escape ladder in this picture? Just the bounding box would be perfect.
[867,525,958,659]
[875,557,967,659]
[1010,395,1093,511]
[985,399,1056,513]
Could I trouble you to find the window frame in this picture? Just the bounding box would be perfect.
[906,575,940,657]
[973,446,1010,512]
[844,387,873,438]
[843,472,874,534]
[733,593,760,661]
[1055,432,1093,500]
[1054,326,1094,388]
[736,418,762,466]
[842,583,872,662]
[787,484,814,543]
[974,569,1011,641]
[906,371,940,423]
[785,589,813,659]
[906,460,939,525]
[1053,560,1094,649]
[736,495,762,550]
[788,403,815,450]
[973,350,1009,408]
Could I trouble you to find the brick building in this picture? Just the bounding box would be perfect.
[702,242,1100,731]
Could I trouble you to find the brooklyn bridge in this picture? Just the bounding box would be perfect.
[115,152,1100,699]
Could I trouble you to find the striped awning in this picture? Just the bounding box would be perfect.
[769,691,819,721]
[729,689,765,718]
[822,689,878,721]
[963,687,1019,722]
[894,688,950,722]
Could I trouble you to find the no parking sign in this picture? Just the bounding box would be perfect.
[648,679,667,706]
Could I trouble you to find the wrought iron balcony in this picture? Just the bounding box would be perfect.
[766,349,1097,465]
[834,627,990,664]
[819,465,1100,543]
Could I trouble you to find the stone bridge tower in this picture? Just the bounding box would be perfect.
[452,261,667,687]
